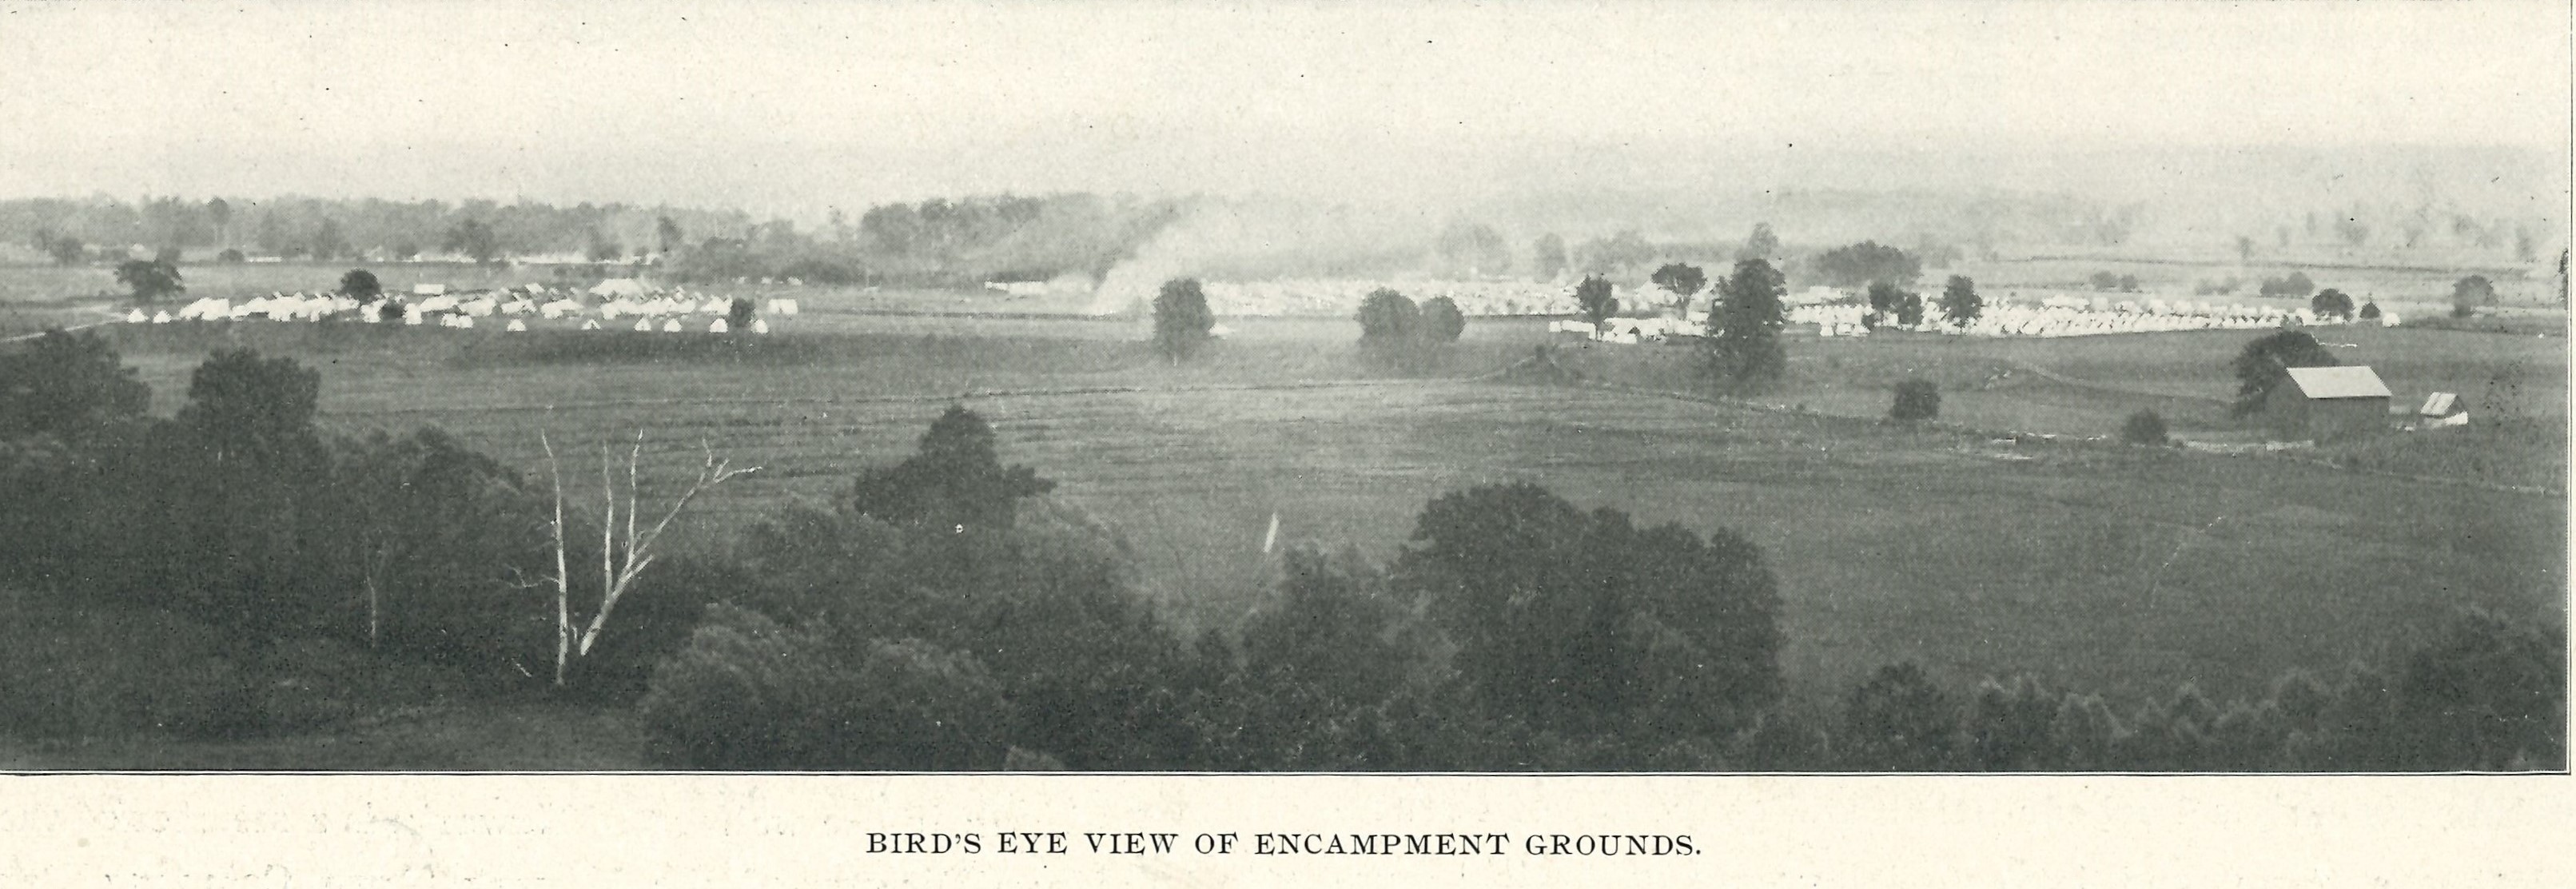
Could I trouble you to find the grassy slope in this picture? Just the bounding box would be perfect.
[85,311,2563,706]
[14,285,2553,758]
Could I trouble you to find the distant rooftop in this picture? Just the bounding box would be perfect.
[2285,366,2392,400]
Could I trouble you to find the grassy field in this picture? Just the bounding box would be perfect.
[63,309,2567,712]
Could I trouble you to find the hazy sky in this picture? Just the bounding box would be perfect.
[2,1,2566,219]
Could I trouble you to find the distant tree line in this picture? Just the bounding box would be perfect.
[3,196,751,265]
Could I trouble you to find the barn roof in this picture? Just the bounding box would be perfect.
[2285,366,2391,400]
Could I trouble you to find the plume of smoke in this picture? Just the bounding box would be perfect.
[1087,197,1442,315]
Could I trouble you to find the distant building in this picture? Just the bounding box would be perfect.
[2267,366,2392,441]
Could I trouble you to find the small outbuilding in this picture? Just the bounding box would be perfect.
[2267,365,2392,441]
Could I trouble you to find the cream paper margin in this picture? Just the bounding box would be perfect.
[2,2,2570,885]
[0,773,2570,886]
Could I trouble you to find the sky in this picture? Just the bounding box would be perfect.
[1,0,2567,220]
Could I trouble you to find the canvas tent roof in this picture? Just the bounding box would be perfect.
[2284,366,2392,400]
[591,278,650,297]
[2419,392,2459,417]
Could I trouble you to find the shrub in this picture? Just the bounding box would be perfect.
[727,297,756,329]
[339,269,382,300]
[2121,409,2168,445]
[1841,662,1958,770]
[1889,378,1940,421]
[639,604,1013,770]
[1420,297,1467,343]
[0,591,262,741]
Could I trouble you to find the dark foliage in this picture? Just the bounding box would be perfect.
[1938,275,1981,329]
[1650,263,1707,302]
[2311,289,2354,321]
[1841,662,1958,769]
[2259,271,2317,298]
[1814,241,1921,289]
[2120,409,2168,445]
[1392,483,1784,747]
[114,258,185,304]
[1574,275,1618,327]
[849,405,1057,535]
[2451,274,2495,317]
[1420,297,1467,344]
[0,329,150,441]
[338,269,382,300]
[1355,288,1421,346]
[1152,277,1216,361]
[1702,259,1789,387]
[1889,378,1940,421]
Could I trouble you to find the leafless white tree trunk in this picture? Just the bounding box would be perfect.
[534,430,756,687]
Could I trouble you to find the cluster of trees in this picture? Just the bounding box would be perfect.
[1824,608,2562,771]
[2258,271,2317,298]
[0,333,729,738]
[1814,241,1922,289]
[639,415,1795,770]
[2088,271,2142,293]
[5,196,750,265]
[1354,289,1467,368]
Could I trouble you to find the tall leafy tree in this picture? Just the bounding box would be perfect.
[1703,259,1788,386]
[2311,289,2354,321]
[113,258,184,305]
[1574,275,1618,327]
[1650,262,1707,309]
[850,405,1056,535]
[1939,274,1982,329]
[1151,277,1216,361]
[2451,274,2495,317]
[0,329,150,441]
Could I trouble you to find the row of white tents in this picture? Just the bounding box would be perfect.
[130,303,776,334]
[1549,296,2399,345]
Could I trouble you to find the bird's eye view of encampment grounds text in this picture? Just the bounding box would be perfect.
[0,2,2563,775]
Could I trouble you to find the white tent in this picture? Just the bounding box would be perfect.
[150,311,172,324]
[708,318,730,333]
[505,319,528,332]
[412,283,447,297]
[125,309,146,323]
[591,278,651,297]
[660,318,683,333]
[581,319,601,330]
[633,319,653,332]
[751,319,770,334]
[767,299,799,316]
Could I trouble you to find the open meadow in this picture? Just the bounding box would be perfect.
[63,291,2566,713]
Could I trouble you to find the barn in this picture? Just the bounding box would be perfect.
[2267,366,2392,441]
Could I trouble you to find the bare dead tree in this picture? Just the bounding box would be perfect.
[533,430,757,687]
